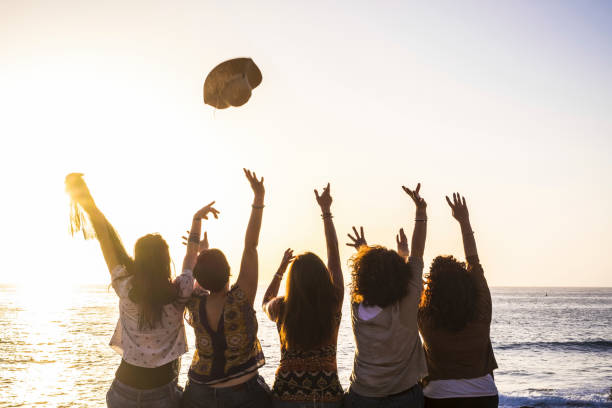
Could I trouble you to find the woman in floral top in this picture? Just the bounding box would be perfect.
[65,173,218,408]
[262,183,344,408]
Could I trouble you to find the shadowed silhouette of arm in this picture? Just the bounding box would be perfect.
[182,203,219,271]
[237,169,265,304]
[402,183,427,259]
[262,249,294,321]
[315,183,344,305]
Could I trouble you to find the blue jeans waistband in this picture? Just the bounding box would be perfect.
[110,378,179,401]
[186,374,264,396]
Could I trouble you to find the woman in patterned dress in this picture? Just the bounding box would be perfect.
[262,183,345,408]
[182,169,272,408]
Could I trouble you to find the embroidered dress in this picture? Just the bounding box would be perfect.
[186,285,265,385]
[271,312,343,403]
[272,344,343,403]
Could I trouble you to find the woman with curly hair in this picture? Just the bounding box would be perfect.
[262,183,345,408]
[418,193,498,408]
[344,183,428,408]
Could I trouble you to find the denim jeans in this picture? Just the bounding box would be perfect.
[272,399,343,408]
[182,375,272,408]
[106,378,182,408]
[345,384,424,408]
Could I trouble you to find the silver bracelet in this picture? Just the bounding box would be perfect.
[274,273,284,279]
[321,212,333,219]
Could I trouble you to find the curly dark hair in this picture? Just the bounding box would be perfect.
[418,255,477,331]
[350,246,412,308]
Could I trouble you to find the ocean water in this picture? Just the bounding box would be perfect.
[1,285,610,408]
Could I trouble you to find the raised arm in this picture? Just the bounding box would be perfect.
[65,174,125,273]
[315,183,344,304]
[237,168,265,303]
[182,202,219,271]
[402,183,427,259]
[446,192,478,259]
[262,249,294,320]
[447,193,491,322]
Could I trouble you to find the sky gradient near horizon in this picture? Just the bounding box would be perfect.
[1,0,611,288]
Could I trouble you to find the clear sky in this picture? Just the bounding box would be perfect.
[1,0,611,287]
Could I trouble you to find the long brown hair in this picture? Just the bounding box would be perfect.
[108,228,177,329]
[279,252,338,350]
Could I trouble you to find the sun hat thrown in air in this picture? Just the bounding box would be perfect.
[203,58,262,109]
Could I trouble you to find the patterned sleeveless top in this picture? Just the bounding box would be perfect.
[271,303,343,403]
[186,285,265,385]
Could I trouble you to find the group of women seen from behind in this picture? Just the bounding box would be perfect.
[66,170,498,408]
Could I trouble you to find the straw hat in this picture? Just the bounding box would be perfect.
[203,58,262,109]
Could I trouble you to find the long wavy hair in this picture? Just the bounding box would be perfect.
[418,255,477,331]
[279,252,338,350]
[107,226,177,329]
[350,246,411,307]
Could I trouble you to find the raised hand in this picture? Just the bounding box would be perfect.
[445,192,470,224]
[396,228,409,258]
[193,201,220,220]
[402,183,427,210]
[314,183,333,212]
[277,248,295,278]
[346,226,367,250]
[65,173,96,211]
[182,230,209,252]
[244,168,265,199]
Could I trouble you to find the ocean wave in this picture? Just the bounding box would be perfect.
[500,393,612,407]
[496,340,612,352]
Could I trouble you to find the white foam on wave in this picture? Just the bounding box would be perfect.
[500,388,612,407]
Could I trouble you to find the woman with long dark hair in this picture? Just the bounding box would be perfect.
[344,183,428,408]
[262,183,344,408]
[418,193,498,408]
[181,169,271,408]
[65,174,218,408]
